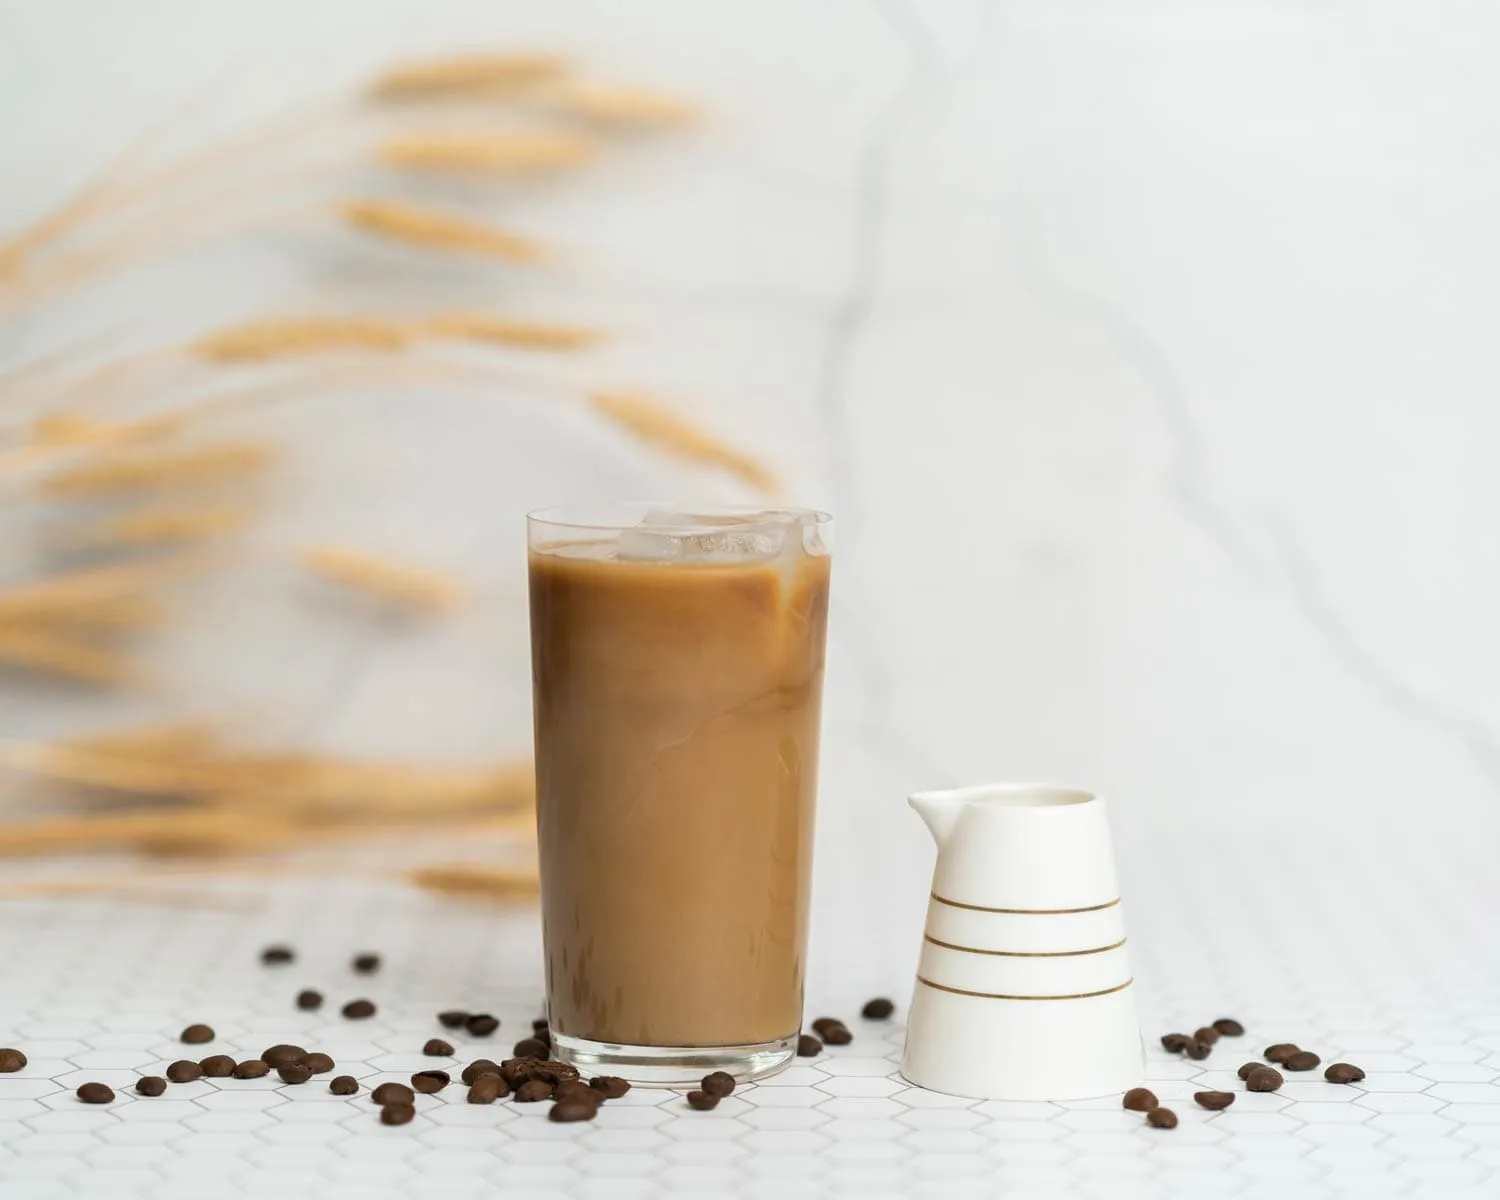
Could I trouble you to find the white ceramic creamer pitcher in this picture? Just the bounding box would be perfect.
[900,783,1143,1101]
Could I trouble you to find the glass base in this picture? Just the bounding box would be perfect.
[551,1031,798,1088]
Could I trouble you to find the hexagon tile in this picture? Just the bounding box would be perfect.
[1,837,1498,1200]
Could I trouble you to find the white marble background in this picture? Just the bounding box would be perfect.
[3,0,1500,1003]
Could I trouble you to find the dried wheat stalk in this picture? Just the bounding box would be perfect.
[340,200,546,262]
[11,595,167,631]
[371,53,568,100]
[0,627,139,684]
[378,131,594,173]
[63,721,220,761]
[69,505,252,547]
[407,864,539,901]
[194,319,412,361]
[589,391,779,494]
[0,558,191,622]
[38,441,273,497]
[302,546,465,612]
[420,312,602,351]
[558,83,697,126]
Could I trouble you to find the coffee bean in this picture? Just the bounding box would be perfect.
[461,1059,501,1086]
[550,1096,600,1122]
[352,953,381,974]
[342,999,376,1020]
[423,1039,454,1057]
[380,1103,415,1126]
[810,1017,840,1035]
[532,1018,549,1033]
[1264,1043,1298,1064]
[234,1060,270,1079]
[0,1048,26,1073]
[822,1024,852,1046]
[512,1037,547,1058]
[501,1056,578,1088]
[686,1090,719,1111]
[535,1028,552,1049]
[330,1076,359,1095]
[1213,1018,1245,1037]
[438,1011,469,1029]
[1122,1087,1158,1112]
[279,1063,312,1085]
[1146,1106,1178,1129]
[180,1024,215,1045]
[1325,1062,1365,1084]
[701,1071,736,1097]
[304,1052,335,1075]
[1237,1061,1264,1081]
[553,1080,598,1104]
[1284,1050,1321,1072]
[261,1045,307,1070]
[590,1076,630,1100]
[411,1070,449,1094]
[1194,1090,1236,1110]
[372,1082,414,1106]
[1185,1039,1211,1060]
[135,1076,167,1097]
[296,990,323,1011]
[166,1060,202,1083]
[261,945,295,965]
[515,1079,553,1103]
[1246,1066,1284,1093]
[467,1075,504,1104]
[199,1055,236,1078]
[1160,1033,1193,1053]
[466,1014,499,1036]
[861,998,895,1020]
[1194,1026,1220,1045]
[796,1034,823,1057]
[76,1082,114,1104]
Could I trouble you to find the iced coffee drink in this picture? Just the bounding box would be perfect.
[527,505,832,1084]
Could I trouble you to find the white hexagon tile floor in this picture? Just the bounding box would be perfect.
[1,831,1498,1200]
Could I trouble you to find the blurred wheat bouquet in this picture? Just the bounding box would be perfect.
[0,51,773,903]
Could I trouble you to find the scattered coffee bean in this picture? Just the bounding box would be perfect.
[1146,1106,1178,1129]
[330,1076,359,1095]
[701,1071,736,1097]
[686,1089,719,1111]
[279,1063,312,1085]
[304,1052,334,1075]
[411,1070,450,1094]
[180,1024,215,1045]
[372,1082,414,1106]
[352,953,381,974]
[1325,1062,1365,1084]
[822,1024,853,1046]
[532,1018,549,1033]
[1194,1026,1221,1046]
[534,1028,552,1049]
[423,1039,454,1057]
[811,1017,844,1036]
[512,1037,548,1059]
[550,1096,600,1122]
[1194,1090,1236,1110]
[234,1060,270,1079]
[1237,1061,1264,1082]
[380,1103,415,1126]
[261,945,295,965]
[1160,1033,1193,1053]
[342,999,376,1020]
[135,1076,167,1097]
[553,1080,597,1103]
[296,990,323,1011]
[461,1059,501,1086]
[1122,1088,1158,1112]
[467,1075,504,1104]
[466,1014,499,1036]
[261,1044,307,1070]
[438,1010,469,1029]
[1284,1050,1321,1071]
[861,998,895,1020]
[76,1082,114,1104]
[1213,1018,1245,1037]
[590,1076,630,1100]
[1185,1039,1211,1060]
[500,1056,578,1087]
[796,1034,823,1057]
[515,1079,553,1103]
[1264,1043,1298,1064]
[1246,1066,1284,1093]
[166,1060,202,1083]
[0,1048,26,1073]
[199,1055,236,1078]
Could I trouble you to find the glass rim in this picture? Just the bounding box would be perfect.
[527,502,832,533]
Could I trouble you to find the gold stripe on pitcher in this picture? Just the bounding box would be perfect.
[916,976,1134,1002]
[923,934,1127,958]
[930,892,1120,915]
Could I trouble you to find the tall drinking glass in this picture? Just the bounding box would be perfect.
[527,504,833,1084]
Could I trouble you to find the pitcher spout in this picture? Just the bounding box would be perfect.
[909,788,965,849]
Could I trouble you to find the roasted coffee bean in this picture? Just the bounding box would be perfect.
[352,953,381,974]
[0,1048,26,1073]
[550,1096,600,1122]
[180,1024,215,1044]
[76,1082,114,1104]
[166,1060,202,1083]
[1122,1087,1158,1112]
[501,1056,578,1087]
[822,1024,853,1046]
[1264,1043,1298,1064]
[261,1044,307,1070]
[1237,1061,1264,1081]
[135,1076,167,1097]
[686,1089,719,1111]
[372,1082,414,1106]
[467,1074,504,1104]
[535,1028,552,1049]
[1325,1062,1365,1084]
[438,1010,469,1029]
[199,1055,236,1078]
[279,1063,312,1085]
[1213,1018,1245,1037]
[1185,1039,1211,1060]
[342,999,376,1020]
[330,1076,359,1095]
[466,1014,499,1036]
[701,1071,736,1097]
[1284,1050,1321,1072]
[590,1075,630,1100]
[380,1103,415,1126]
[532,1018,549,1033]
[296,990,323,1011]
[234,1059,270,1079]
[423,1039,454,1057]
[304,1052,335,1075]
[1146,1106,1178,1129]
[810,1017,840,1035]
[796,1034,823,1057]
[261,945,295,965]
[1246,1066,1284,1093]
[411,1070,450,1094]
[861,998,896,1020]
[1194,1026,1221,1046]
[461,1059,501,1086]
[1194,1090,1236,1110]
[512,1037,548,1059]
[1160,1033,1193,1053]
[515,1079,553,1103]
[553,1080,598,1104]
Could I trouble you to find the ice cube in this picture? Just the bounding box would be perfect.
[617,509,792,563]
